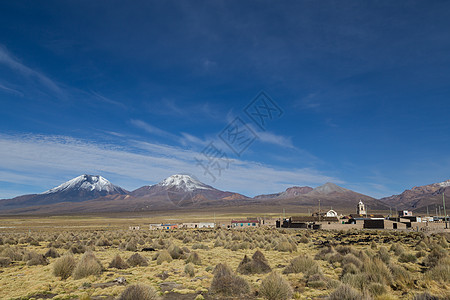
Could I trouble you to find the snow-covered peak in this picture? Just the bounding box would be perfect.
[437,180,450,187]
[42,175,122,194]
[157,174,213,192]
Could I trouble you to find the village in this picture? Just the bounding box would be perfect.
[132,200,449,232]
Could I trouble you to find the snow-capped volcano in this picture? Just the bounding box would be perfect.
[43,175,125,194]
[0,174,128,210]
[157,174,214,192]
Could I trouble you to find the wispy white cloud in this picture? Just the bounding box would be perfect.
[0,133,340,198]
[90,91,127,108]
[0,45,65,98]
[0,82,23,96]
[130,119,179,141]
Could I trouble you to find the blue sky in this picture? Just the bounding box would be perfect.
[0,1,449,199]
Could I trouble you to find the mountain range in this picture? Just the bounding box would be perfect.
[0,174,448,215]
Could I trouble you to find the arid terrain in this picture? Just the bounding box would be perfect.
[0,215,449,300]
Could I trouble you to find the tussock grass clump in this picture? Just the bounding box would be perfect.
[109,254,129,269]
[389,263,413,289]
[26,252,49,266]
[45,247,60,258]
[328,284,370,300]
[210,263,250,297]
[362,257,392,286]
[390,244,404,256]
[398,252,417,263]
[156,250,172,265]
[283,255,319,275]
[367,282,386,296]
[1,247,23,261]
[425,257,450,283]
[168,244,183,259]
[376,247,390,264]
[342,253,363,269]
[125,241,137,252]
[117,284,159,300]
[73,251,103,279]
[341,273,370,290]
[53,255,76,280]
[192,243,209,250]
[185,263,195,277]
[275,240,297,252]
[69,243,86,254]
[423,248,447,267]
[186,251,201,265]
[95,238,111,247]
[259,271,293,300]
[237,250,271,275]
[0,257,11,267]
[127,253,148,267]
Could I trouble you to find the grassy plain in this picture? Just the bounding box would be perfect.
[0,215,448,300]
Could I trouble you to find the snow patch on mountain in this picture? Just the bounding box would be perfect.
[42,175,120,194]
[437,180,450,187]
[158,174,213,192]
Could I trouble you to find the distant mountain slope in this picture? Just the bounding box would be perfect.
[254,186,313,199]
[274,182,389,212]
[380,180,450,211]
[0,175,128,210]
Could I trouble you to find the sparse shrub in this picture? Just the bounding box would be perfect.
[259,271,293,300]
[186,251,201,265]
[156,250,172,265]
[0,257,11,267]
[283,255,319,276]
[45,247,60,258]
[127,253,148,267]
[328,284,368,300]
[117,284,159,300]
[210,263,250,296]
[109,254,129,269]
[185,263,195,277]
[237,250,271,274]
[398,252,417,263]
[73,251,103,279]
[53,255,76,280]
